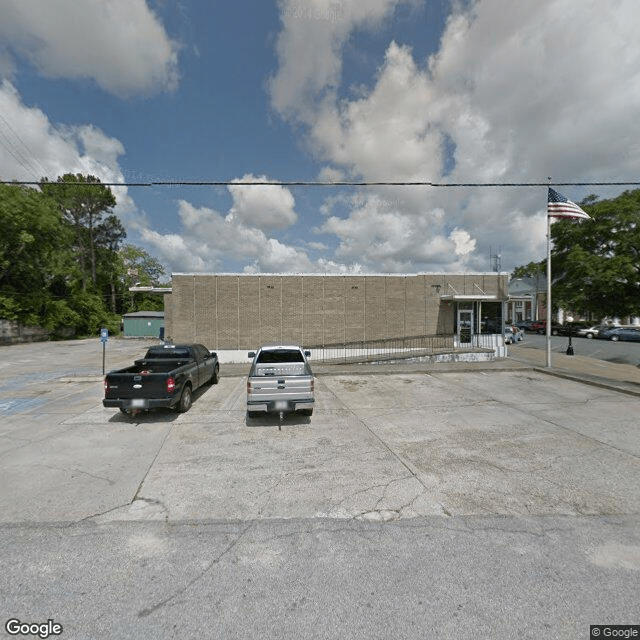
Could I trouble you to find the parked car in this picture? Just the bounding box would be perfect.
[504,327,523,344]
[246,345,315,417]
[576,324,619,339]
[103,343,219,415]
[556,321,591,336]
[514,321,535,332]
[600,327,640,342]
[530,320,563,335]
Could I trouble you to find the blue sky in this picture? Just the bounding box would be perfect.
[1,0,639,276]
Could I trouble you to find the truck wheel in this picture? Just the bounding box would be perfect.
[211,365,219,384]
[178,385,192,412]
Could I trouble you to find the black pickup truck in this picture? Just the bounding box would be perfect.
[103,343,219,415]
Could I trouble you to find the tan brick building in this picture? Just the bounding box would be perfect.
[163,272,509,349]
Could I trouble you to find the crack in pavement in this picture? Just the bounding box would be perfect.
[136,472,288,618]
[321,379,430,496]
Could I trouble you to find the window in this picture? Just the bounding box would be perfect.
[256,349,304,364]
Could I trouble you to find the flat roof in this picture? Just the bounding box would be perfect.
[172,272,509,277]
[123,311,165,318]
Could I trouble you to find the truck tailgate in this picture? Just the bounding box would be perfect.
[247,365,314,410]
[104,372,171,402]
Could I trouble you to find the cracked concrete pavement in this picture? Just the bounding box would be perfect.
[4,367,640,523]
[1,338,639,638]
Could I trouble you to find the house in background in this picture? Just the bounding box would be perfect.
[507,276,545,324]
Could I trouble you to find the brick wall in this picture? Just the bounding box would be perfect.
[165,273,507,348]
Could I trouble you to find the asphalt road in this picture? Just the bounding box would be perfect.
[515,331,640,367]
[1,339,639,639]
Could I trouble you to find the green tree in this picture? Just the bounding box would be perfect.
[95,215,127,313]
[0,183,75,329]
[117,245,167,312]
[551,190,640,319]
[511,260,545,280]
[40,174,117,290]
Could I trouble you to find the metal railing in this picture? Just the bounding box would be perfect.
[306,333,506,363]
[307,334,455,363]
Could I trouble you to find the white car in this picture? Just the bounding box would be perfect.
[576,324,619,339]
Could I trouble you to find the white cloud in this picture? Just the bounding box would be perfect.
[317,166,345,182]
[269,0,640,272]
[228,174,298,230]
[140,198,364,274]
[269,0,415,122]
[449,228,475,256]
[0,81,135,213]
[0,0,179,97]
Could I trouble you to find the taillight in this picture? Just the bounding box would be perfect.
[247,380,252,393]
[311,378,314,392]
[104,378,109,394]
[167,377,176,393]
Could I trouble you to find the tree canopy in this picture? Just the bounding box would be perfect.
[0,176,166,337]
[512,189,640,320]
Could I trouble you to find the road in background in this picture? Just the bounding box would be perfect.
[514,332,640,367]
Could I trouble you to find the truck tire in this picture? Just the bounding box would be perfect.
[211,364,219,384]
[178,384,192,412]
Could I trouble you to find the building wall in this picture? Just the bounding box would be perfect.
[165,273,508,348]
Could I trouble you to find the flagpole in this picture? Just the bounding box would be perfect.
[546,212,552,367]
[544,185,590,368]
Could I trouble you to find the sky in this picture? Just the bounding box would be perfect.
[1,0,640,278]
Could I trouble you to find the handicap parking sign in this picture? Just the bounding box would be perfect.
[100,328,109,343]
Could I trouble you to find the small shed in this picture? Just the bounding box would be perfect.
[122,311,165,338]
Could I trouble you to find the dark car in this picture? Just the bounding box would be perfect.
[600,327,640,342]
[514,321,535,331]
[556,321,591,336]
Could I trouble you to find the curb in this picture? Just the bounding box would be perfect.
[532,366,640,398]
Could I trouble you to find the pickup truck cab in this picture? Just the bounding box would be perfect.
[103,343,219,415]
[246,345,314,417]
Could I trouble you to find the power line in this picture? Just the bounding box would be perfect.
[2,179,640,187]
[0,114,48,179]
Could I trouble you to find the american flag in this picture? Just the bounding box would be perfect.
[547,187,590,219]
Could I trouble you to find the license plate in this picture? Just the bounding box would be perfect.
[131,399,145,408]
[275,401,288,411]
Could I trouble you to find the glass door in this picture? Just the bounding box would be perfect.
[457,306,473,345]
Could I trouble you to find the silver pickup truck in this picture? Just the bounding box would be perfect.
[246,345,314,417]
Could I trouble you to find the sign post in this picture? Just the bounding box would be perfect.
[100,328,109,375]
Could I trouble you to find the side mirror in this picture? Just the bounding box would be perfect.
[304,350,311,357]
[248,352,256,358]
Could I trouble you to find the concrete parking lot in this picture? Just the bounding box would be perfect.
[1,339,639,638]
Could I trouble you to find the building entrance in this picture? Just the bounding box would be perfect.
[457,306,473,345]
